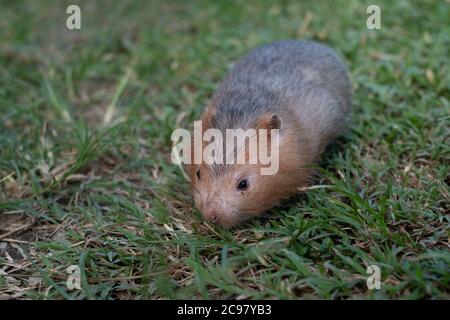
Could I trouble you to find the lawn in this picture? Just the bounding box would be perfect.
[0,0,449,299]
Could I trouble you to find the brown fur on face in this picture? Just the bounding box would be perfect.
[188,108,314,228]
[186,40,351,228]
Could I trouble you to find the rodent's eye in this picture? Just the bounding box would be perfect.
[237,179,249,191]
[196,170,201,180]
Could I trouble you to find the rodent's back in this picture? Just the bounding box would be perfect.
[225,40,350,107]
[208,40,352,148]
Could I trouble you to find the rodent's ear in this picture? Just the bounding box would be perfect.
[257,114,282,130]
[270,114,282,129]
[202,105,217,128]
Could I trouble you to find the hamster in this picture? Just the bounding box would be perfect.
[189,40,352,228]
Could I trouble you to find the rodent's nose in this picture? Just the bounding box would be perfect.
[204,210,219,224]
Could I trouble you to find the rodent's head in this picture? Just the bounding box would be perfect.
[189,112,306,228]
[190,162,296,227]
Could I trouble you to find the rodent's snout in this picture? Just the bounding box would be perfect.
[202,207,241,228]
[203,209,219,223]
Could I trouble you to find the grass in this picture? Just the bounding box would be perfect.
[0,0,449,299]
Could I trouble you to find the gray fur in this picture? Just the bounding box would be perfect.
[208,40,352,156]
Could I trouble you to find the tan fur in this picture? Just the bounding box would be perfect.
[190,110,315,228]
[188,40,351,227]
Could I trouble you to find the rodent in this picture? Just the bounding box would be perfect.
[189,40,352,228]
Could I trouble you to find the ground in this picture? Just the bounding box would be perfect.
[0,0,449,299]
